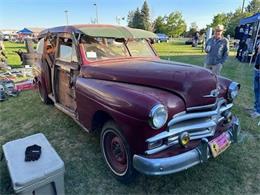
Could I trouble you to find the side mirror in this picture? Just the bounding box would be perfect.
[115,38,125,43]
[149,38,155,44]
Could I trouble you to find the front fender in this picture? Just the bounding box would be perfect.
[76,77,185,121]
[75,78,185,153]
[76,78,160,121]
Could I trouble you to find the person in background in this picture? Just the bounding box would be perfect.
[251,44,260,118]
[201,33,206,52]
[193,31,200,47]
[204,24,229,75]
[236,39,248,62]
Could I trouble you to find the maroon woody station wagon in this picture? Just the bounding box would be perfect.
[34,24,241,183]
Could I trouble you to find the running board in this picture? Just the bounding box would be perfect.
[54,103,90,133]
[73,119,90,133]
[48,94,56,103]
[54,103,76,119]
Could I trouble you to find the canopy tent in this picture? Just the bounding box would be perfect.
[239,13,260,65]
[17,28,33,35]
[239,13,260,25]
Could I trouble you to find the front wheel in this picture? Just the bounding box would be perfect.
[100,121,137,183]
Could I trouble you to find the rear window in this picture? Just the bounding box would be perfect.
[36,38,44,54]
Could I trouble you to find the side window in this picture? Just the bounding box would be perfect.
[57,38,78,63]
[36,38,44,54]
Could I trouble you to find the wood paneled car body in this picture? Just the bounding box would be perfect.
[34,24,241,182]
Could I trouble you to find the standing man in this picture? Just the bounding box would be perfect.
[251,44,260,118]
[205,25,229,75]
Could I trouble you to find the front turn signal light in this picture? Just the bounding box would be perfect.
[179,132,190,147]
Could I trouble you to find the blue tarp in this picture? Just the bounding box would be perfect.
[239,13,260,25]
[17,28,33,35]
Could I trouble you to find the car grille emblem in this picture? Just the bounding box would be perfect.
[203,88,219,98]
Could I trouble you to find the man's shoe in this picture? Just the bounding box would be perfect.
[251,111,260,119]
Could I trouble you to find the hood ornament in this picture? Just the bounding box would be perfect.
[203,88,219,98]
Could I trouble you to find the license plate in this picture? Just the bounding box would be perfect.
[209,132,231,158]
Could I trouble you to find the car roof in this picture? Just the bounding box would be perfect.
[38,24,157,39]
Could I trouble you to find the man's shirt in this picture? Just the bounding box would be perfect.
[205,37,229,65]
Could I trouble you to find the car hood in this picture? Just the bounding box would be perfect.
[80,59,218,108]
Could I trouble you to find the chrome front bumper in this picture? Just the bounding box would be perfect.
[133,117,240,175]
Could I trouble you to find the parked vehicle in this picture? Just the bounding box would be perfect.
[156,33,169,42]
[185,37,203,46]
[34,24,241,183]
[3,34,10,41]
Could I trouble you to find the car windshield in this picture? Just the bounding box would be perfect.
[82,37,129,61]
[127,39,155,57]
[82,37,155,61]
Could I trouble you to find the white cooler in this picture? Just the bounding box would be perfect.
[2,133,65,195]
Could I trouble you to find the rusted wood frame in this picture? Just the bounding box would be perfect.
[53,33,79,113]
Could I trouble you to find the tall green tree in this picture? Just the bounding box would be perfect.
[153,16,167,33]
[166,11,187,37]
[132,8,143,29]
[127,1,151,30]
[127,11,135,28]
[140,0,151,30]
[211,13,230,28]
[246,0,260,14]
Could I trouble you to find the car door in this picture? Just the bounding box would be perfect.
[54,35,79,112]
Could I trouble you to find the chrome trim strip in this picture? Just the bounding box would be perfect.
[172,111,186,118]
[168,111,217,127]
[147,120,216,143]
[145,141,178,155]
[186,100,218,111]
[145,129,213,155]
[168,99,229,127]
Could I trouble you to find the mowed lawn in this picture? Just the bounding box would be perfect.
[0,41,260,195]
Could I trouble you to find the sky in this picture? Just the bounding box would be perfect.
[0,0,251,30]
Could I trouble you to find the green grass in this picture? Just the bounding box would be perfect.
[0,41,260,195]
[3,41,26,68]
[155,42,204,55]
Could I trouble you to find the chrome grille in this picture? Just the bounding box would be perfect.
[145,99,233,155]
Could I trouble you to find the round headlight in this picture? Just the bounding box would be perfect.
[228,82,240,101]
[149,104,168,129]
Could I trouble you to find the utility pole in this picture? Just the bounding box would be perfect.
[241,0,245,13]
[64,10,69,25]
[93,3,98,24]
